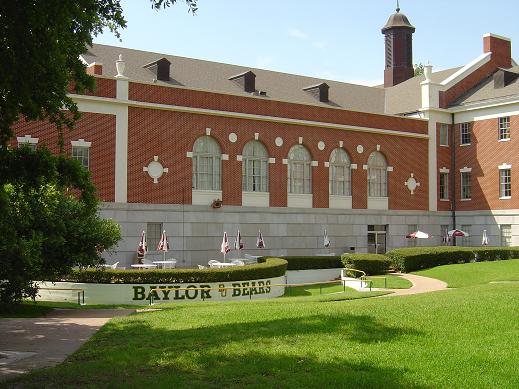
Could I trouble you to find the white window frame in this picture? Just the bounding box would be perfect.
[460,122,471,145]
[288,145,312,194]
[17,135,39,150]
[242,141,269,193]
[439,171,449,200]
[367,151,388,197]
[329,148,352,196]
[499,166,511,199]
[192,136,222,191]
[439,124,449,147]
[498,116,510,141]
[146,222,163,252]
[460,168,472,200]
[71,139,92,170]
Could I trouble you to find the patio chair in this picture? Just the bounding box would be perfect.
[109,261,119,269]
[231,260,245,266]
[198,265,206,269]
[208,260,220,267]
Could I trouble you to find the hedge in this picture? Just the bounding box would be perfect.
[386,246,519,272]
[269,256,342,270]
[341,254,390,276]
[64,258,287,284]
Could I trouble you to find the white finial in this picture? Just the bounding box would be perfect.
[115,54,127,79]
[424,62,433,81]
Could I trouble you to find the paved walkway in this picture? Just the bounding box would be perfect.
[0,308,133,382]
[380,273,449,297]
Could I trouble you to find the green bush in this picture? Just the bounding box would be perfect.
[64,258,287,284]
[270,256,342,270]
[341,254,390,276]
[386,246,519,272]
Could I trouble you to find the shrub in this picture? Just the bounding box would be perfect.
[64,258,287,284]
[270,256,342,270]
[473,247,519,262]
[341,254,390,276]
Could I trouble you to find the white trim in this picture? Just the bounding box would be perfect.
[282,159,288,165]
[367,197,388,210]
[298,137,303,144]
[268,158,276,164]
[254,132,259,140]
[483,32,511,42]
[362,165,368,170]
[116,79,128,100]
[191,190,222,206]
[186,151,193,158]
[236,155,243,162]
[221,154,229,161]
[329,195,352,209]
[499,138,511,143]
[460,167,472,173]
[339,141,343,147]
[205,128,212,136]
[387,166,394,172]
[311,161,318,167]
[441,53,492,89]
[242,192,270,207]
[460,143,471,147]
[324,162,330,168]
[460,198,472,202]
[115,106,128,202]
[69,94,430,140]
[499,196,512,200]
[376,144,381,151]
[287,193,313,208]
[439,167,450,173]
[71,139,92,148]
[17,135,38,144]
[498,163,512,169]
[350,164,358,170]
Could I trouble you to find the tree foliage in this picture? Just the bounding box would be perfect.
[0,0,196,147]
[414,63,425,76]
[0,147,121,303]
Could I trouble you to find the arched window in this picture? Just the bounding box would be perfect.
[288,145,311,194]
[242,140,268,192]
[192,136,221,190]
[329,148,351,196]
[367,151,388,197]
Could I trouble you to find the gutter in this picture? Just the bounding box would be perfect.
[450,112,457,245]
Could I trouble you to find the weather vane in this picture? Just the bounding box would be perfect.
[396,0,400,13]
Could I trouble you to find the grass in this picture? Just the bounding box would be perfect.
[414,258,519,287]
[5,261,519,388]
[365,274,413,289]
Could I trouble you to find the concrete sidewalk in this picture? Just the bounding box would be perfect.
[381,273,449,297]
[0,308,133,382]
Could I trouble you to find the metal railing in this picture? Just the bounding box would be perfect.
[37,287,85,305]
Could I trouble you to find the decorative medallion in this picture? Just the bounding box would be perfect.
[318,141,325,151]
[404,173,420,195]
[356,145,364,154]
[143,156,169,183]
[275,137,284,147]
[229,132,237,143]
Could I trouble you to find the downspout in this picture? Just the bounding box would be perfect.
[450,112,456,245]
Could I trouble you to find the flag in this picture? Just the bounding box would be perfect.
[323,229,330,248]
[157,230,170,252]
[256,230,265,249]
[137,230,147,258]
[221,232,231,254]
[234,229,244,250]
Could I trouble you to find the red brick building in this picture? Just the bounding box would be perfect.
[11,8,519,266]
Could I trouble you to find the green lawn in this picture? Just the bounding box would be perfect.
[414,258,519,287]
[5,261,519,388]
[365,274,413,289]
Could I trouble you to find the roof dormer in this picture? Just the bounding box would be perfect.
[229,70,256,93]
[143,57,171,82]
[493,68,519,89]
[303,82,329,102]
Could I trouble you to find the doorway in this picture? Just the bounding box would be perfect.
[367,225,387,254]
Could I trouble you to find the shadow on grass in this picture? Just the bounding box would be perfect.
[5,311,424,388]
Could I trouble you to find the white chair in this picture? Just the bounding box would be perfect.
[102,261,119,269]
[231,260,245,266]
[198,265,206,269]
[208,260,220,267]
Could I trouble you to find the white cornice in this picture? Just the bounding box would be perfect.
[441,53,492,89]
[70,94,429,140]
[449,95,519,112]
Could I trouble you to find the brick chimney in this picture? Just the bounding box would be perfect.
[484,33,512,69]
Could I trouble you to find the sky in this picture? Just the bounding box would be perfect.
[94,0,519,86]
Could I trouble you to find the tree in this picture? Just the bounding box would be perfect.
[0,0,196,147]
[0,147,121,303]
[414,63,425,76]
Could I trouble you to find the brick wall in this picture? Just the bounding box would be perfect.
[455,114,519,211]
[11,112,116,202]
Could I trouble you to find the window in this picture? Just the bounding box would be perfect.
[461,171,471,200]
[192,136,221,190]
[439,124,449,146]
[439,172,449,200]
[407,224,417,247]
[288,145,311,194]
[367,151,388,197]
[242,141,268,192]
[499,168,511,198]
[460,122,471,145]
[461,225,471,247]
[499,117,510,141]
[18,142,37,151]
[146,222,162,251]
[17,135,38,150]
[72,146,90,169]
[501,225,512,247]
[329,148,351,196]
